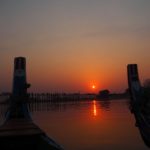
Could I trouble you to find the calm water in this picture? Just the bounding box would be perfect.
[32,99,149,150]
[0,98,150,150]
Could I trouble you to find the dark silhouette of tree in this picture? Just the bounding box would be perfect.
[98,89,110,99]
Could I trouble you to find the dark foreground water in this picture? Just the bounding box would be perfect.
[0,99,150,150]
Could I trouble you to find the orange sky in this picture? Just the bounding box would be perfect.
[0,1,150,93]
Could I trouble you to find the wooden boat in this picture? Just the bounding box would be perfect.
[0,118,63,150]
[0,57,63,150]
[127,64,150,147]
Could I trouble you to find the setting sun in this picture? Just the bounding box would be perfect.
[92,85,96,89]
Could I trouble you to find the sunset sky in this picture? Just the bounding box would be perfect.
[0,0,150,93]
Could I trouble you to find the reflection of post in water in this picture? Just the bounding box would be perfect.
[127,64,150,148]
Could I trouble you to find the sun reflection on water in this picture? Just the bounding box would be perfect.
[93,100,97,117]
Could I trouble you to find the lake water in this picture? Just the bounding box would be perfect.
[0,98,150,150]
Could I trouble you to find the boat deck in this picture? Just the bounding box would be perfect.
[0,118,43,137]
[0,119,63,150]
